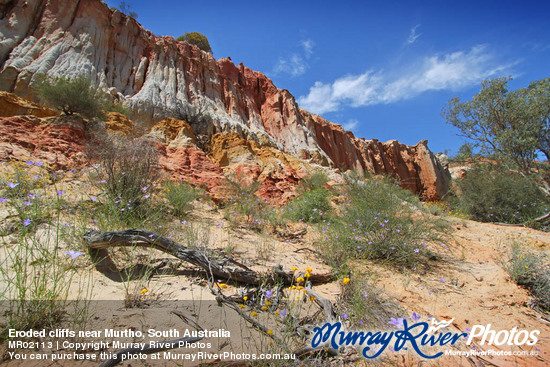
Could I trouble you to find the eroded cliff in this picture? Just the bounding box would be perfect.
[0,0,450,199]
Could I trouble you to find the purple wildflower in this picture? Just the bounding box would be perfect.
[388,317,404,328]
[64,250,84,259]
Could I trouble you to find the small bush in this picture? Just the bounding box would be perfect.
[92,138,160,224]
[296,171,329,194]
[176,32,212,53]
[1,160,49,199]
[223,176,270,230]
[455,164,549,224]
[285,188,332,223]
[505,243,550,311]
[339,275,403,328]
[321,174,446,270]
[164,180,203,218]
[35,75,121,119]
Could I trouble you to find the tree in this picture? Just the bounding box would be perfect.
[35,75,121,119]
[117,1,138,18]
[442,77,550,175]
[453,143,474,162]
[176,32,212,53]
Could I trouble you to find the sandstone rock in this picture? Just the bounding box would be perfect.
[157,144,225,200]
[146,118,196,146]
[0,115,87,168]
[104,112,133,136]
[0,91,58,118]
[208,133,312,204]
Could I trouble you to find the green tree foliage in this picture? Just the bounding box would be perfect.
[453,143,474,162]
[35,75,122,119]
[176,32,212,53]
[442,77,550,174]
[456,164,549,224]
[117,1,138,18]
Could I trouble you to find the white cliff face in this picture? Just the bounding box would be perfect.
[0,0,328,161]
[0,0,451,200]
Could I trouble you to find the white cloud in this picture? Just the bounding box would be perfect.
[298,45,513,115]
[405,25,421,45]
[342,119,359,131]
[273,39,315,77]
[297,81,338,114]
[301,39,315,58]
[274,54,307,77]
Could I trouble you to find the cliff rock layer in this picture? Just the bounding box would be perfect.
[0,0,450,199]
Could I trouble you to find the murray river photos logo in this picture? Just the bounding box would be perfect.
[310,317,540,359]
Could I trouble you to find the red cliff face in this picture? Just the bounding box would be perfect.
[0,0,450,200]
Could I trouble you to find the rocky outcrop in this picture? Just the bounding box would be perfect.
[209,133,313,203]
[104,112,133,136]
[302,111,451,199]
[0,91,57,118]
[0,0,450,200]
[0,114,87,168]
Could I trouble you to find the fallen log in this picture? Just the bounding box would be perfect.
[83,229,333,286]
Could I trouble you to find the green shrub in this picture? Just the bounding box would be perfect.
[505,243,550,311]
[321,174,446,270]
[176,32,212,53]
[285,188,332,223]
[296,171,329,194]
[164,180,203,218]
[455,164,549,224]
[35,75,122,119]
[223,176,268,230]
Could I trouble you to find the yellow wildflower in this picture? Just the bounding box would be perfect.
[343,277,350,285]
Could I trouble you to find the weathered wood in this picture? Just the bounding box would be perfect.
[84,229,333,286]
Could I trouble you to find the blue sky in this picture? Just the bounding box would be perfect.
[105,0,550,155]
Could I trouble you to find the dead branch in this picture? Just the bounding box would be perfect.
[534,211,550,223]
[85,229,341,364]
[84,229,333,286]
[307,289,337,323]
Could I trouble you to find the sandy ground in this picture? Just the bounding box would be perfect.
[1,170,549,366]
